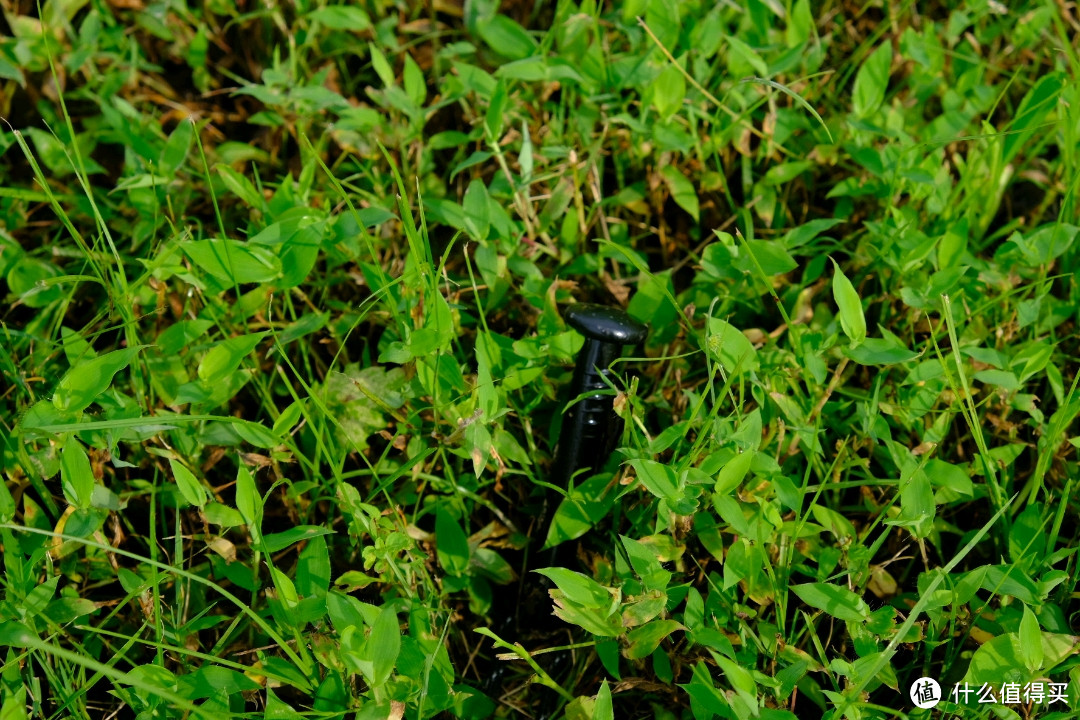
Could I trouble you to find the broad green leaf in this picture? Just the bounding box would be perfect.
[628,459,680,503]
[369,42,395,88]
[7,257,62,308]
[973,369,1019,391]
[53,347,144,413]
[961,633,1029,687]
[307,5,370,31]
[1002,73,1065,164]
[534,568,614,609]
[927,459,973,500]
[594,680,614,720]
[1008,504,1046,569]
[852,42,892,117]
[763,160,813,186]
[624,620,683,659]
[1020,605,1043,672]
[544,474,614,549]
[184,238,281,285]
[734,239,798,276]
[478,15,538,61]
[435,507,470,577]
[235,465,260,530]
[845,336,918,365]
[550,599,623,637]
[203,502,244,527]
[832,259,866,347]
[791,582,870,622]
[714,653,759,714]
[297,534,331,597]
[169,459,207,507]
[486,79,508,138]
[157,319,213,356]
[215,165,264,209]
[159,119,193,175]
[269,566,299,608]
[726,35,768,76]
[262,525,335,553]
[621,536,671,593]
[403,53,426,106]
[463,179,491,242]
[652,64,686,119]
[660,166,699,222]
[61,439,94,509]
[278,222,325,288]
[197,332,267,385]
[321,364,408,452]
[470,547,517,585]
[892,468,935,539]
[811,503,857,541]
[42,597,97,624]
[367,606,401,686]
[715,451,753,497]
[981,565,1040,605]
[705,317,758,374]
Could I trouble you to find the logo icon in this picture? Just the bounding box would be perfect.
[910,677,942,709]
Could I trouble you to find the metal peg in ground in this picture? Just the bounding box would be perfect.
[551,303,648,489]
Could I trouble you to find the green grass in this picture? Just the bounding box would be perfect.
[1,1,1079,718]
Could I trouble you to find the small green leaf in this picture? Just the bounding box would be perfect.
[169,459,207,508]
[791,582,870,622]
[61,438,94,509]
[831,259,866,347]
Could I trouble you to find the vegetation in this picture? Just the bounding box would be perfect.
[1,0,1078,718]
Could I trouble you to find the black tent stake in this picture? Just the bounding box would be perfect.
[551,304,648,488]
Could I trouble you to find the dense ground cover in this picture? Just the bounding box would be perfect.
[2,0,1079,718]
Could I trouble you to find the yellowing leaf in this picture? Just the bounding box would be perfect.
[660,166,699,222]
